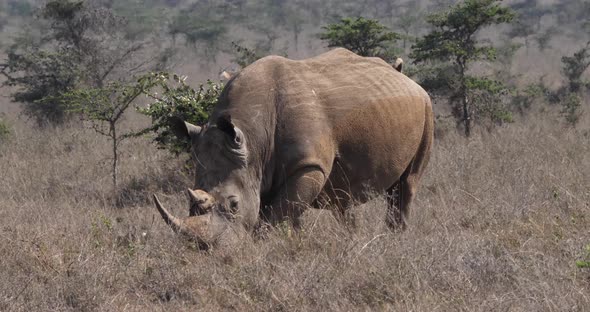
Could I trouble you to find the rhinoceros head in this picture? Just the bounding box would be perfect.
[153,114,260,246]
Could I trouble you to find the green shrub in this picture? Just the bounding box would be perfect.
[231,42,263,68]
[576,244,590,269]
[561,93,583,126]
[511,84,547,114]
[136,72,223,155]
[410,0,515,136]
[319,17,399,59]
[0,117,11,143]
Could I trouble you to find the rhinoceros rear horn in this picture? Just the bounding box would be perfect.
[188,189,216,214]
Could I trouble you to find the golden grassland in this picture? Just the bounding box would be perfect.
[0,104,589,311]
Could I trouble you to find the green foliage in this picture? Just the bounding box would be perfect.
[320,17,399,58]
[4,50,79,125]
[561,43,590,93]
[546,43,590,126]
[466,77,513,125]
[411,0,514,64]
[41,0,89,48]
[1,0,86,125]
[2,0,154,126]
[560,93,583,126]
[577,244,590,269]
[412,63,458,95]
[91,213,114,248]
[0,117,10,144]
[136,72,223,155]
[62,82,144,129]
[231,42,264,68]
[511,84,546,114]
[411,0,515,136]
[59,80,147,191]
[465,76,506,93]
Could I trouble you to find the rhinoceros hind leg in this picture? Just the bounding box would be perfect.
[386,150,430,231]
[386,173,409,231]
[386,162,421,231]
[265,167,326,229]
[386,101,434,231]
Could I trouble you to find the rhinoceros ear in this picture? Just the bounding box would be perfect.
[216,114,244,147]
[170,116,201,141]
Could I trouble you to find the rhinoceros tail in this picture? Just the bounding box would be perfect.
[414,96,434,179]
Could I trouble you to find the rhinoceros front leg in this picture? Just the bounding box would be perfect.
[265,167,326,229]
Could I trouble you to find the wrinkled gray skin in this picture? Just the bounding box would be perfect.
[154,48,433,246]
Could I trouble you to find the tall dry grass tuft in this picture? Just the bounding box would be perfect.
[0,110,588,311]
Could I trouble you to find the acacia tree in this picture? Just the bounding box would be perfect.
[60,81,148,191]
[411,0,515,136]
[561,43,590,93]
[1,0,154,125]
[556,43,590,125]
[168,10,227,63]
[54,70,221,192]
[320,17,400,61]
[231,42,264,68]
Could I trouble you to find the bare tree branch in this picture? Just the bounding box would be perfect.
[98,43,144,85]
[0,63,14,80]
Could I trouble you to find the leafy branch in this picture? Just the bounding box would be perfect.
[135,72,223,155]
[59,80,149,191]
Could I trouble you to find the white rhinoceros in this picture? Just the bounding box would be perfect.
[154,48,434,246]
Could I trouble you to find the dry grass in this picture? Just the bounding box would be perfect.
[0,108,589,311]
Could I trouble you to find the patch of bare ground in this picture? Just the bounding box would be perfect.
[0,111,588,311]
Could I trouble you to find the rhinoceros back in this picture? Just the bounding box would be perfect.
[219,48,431,201]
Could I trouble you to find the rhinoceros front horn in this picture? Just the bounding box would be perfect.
[153,194,184,234]
[153,194,216,243]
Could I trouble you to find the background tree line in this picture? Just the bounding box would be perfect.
[0,0,589,191]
